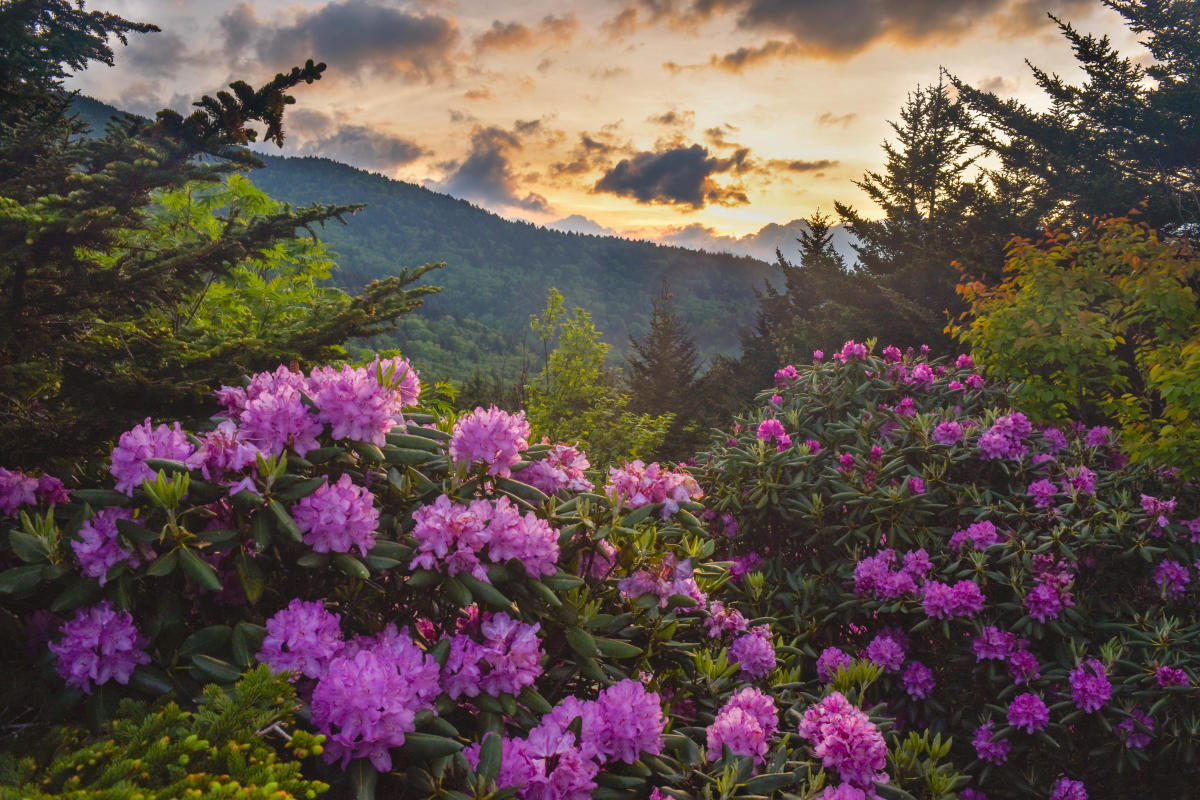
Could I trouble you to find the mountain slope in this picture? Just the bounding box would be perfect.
[73,97,781,380]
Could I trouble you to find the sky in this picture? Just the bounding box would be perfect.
[68,0,1144,259]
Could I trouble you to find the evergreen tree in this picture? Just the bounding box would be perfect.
[0,0,441,466]
[950,1,1200,240]
[627,283,702,459]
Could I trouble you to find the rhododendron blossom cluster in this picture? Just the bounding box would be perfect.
[605,459,702,517]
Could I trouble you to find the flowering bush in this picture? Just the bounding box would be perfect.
[700,340,1200,798]
[0,353,964,799]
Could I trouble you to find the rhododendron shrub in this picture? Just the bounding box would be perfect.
[700,341,1200,799]
[0,354,960,799]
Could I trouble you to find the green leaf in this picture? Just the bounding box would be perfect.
[179,548,223,592]
[50,579,102,612]
[542,572,584,591]
[495,476,550,505]
[460,573,513,609]
[179,625,232,658]
[744,773,797,793]
[408,568,439,589]
[191,654,243,683]
[385,432,443,452]
[116,518,159,543]
[297,552,330,568]
[443,577,473,606]
[0,564,45,594]
[399,732,464,759]
[144,458,190,475]
[477,733,503,786]
[274,477,327,501]
[565,627,600,659]
[234,550,264,603]
[349,440,386,462]
[231,622,268,668]
[594,637,643,658]
[146,548,179,577]
[130,665,174,695]
[349,759,378,800]
[69,489,131,507]
[526,578,562,608]
[334,553,371,579]
[268,499,303,542]
[384,446,440,465]
[8,531,48,563]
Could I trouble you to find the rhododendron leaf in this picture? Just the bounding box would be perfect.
[542,572,584,591]
[405,465,438,494]
[180,548,223,592]
[408,569,439,589]
[476,732,502,786]
[596,773,645,789]
[49,579,102,613]
[348,758,377,800]
[443,577,472,606]
[495,477,550,505]
[195,528,238,544]
[70,489,132,508]
[400,733,464,759]
[179,625,232,658]
[518,686,553,714]
[191,654,241,683]
[304,446,344,464]
[667,594,699,609]
[525,578,562,608]
[251,513,272,550]
[333,553,370,580]
[267,500,302,542]
[231,622,267,668]
[274,477,326,501]
[8,531,47,563]
[145,548,179,577]
[386,432,443,453]
[130,664,173,695]
[144,458,189,475]
[620,504,655,527]
[233,551,264,603]
[405,423,451,440]
[384,446,440,466]
[459,574,512,610]
[875,783,919,800]
[0,564,44,594]
[365,555,401,570]
[594,637,643,659]
[565,626,600,658]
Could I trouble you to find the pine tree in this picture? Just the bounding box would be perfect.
[627,283,702,458]
[950,1,1200,240]
[0,0,441,466]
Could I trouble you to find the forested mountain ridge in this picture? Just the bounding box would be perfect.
[72,96,780,381]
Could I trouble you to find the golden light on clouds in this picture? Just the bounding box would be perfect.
[69,0,1142,251]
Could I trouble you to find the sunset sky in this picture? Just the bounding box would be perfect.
[69,0,1143,254]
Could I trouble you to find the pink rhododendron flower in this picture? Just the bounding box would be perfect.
[729,625,776,679]
[49,600,150,694]
[72,507,136,585]
[450,406,530,478]
[0,467,38,516]
[110,417,195,495]
[518,442,593,495]
[292,474,379,556]
[258,598,344,679]
[1007,692,1049,733]
[902,661,935,699]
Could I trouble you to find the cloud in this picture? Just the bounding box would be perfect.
[601,7,641,40]
[591,65,630,79]
[640,0,1077,64]
[218,0,460,82]
[976,75,1019,96]
[593,143,752,208]
[647,109,694,127]
[463,86,492,100]
[121,30,193,77]
[304,129,429,173]
[704,123,739,148]
[549,130,629,178]
[767,158,838,173]
[815,111,857,128]
[473,13,578,52]
[434,124,551,213]
[652,218,858,264]
[547,214,617,236]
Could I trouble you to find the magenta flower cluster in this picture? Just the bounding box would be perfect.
[605,460,703,518]
[922,579,985,619]
[729,624,776,679]
[440,612,544,699]
[518,442,594,495]
[1007,692,1050,733]
[852,548,929,599]
[292,474,380,556]
[0,467,68,516]
[832,340,868,362]
[449,406,530,478]
[949,520,1000,552]
[409,494,560,581]
[706,687,778,764]
[798,692,888,789]
[72,507,137,585]
[257,598,346,679]
[109,417,195,495]
[756,418,792,451]
[973,721,1010,765]
[1069,658,1112,713]
[817,646,854,683]
[977,412,1032,460]
[49,600,150,694]
[465,680,664,798]
[310,625,441,771]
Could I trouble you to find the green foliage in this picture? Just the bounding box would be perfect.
[627,283,704,459]
[0,666,328,799]
[956,215,1200,477]
[699,343,1200,798]
[0,5,441,468]
[526,289,673,466]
